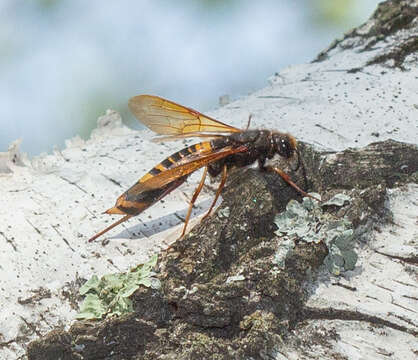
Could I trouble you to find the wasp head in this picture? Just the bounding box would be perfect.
[272,133,297,158]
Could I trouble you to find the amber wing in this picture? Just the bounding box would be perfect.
[128,95,241,135]
[125,145,248,194]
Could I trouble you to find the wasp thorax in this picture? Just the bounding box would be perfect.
[272,133,297,158]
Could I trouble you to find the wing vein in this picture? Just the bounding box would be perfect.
[129,95,241,136]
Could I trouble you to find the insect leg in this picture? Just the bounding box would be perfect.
[245,114,253,130]
[202,163,228,220]
[180,167,208,237]
[265,166,321,202]
[88,214,132,242]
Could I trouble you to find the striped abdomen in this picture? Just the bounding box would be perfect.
[105,141,215,215]
[139,141,214,183]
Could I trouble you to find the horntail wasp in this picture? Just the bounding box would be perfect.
[88,95,319,242]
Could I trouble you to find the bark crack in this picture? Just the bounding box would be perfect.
[57,175,88,194]
[373,249,418,265]
[51,225,75,252]
[0,231,17,251]
[303,307,417,336]
[101,173,122,187]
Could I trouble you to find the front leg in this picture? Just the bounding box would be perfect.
[264,166,321,202]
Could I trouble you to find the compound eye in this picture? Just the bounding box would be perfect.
[279,139,292,158]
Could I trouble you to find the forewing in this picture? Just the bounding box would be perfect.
[152,133,225,143]
[127,145,247,194]
[129,95,241,135]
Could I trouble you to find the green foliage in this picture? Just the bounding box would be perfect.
[36,0,61,10]
[76,254,160,320]
[319,0,353,19]
[274,194,357,275]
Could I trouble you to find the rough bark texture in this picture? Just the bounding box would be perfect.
[316,0,418,69]
[0,1,417,359]
[25,140,417,360]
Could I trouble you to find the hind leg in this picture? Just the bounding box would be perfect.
[202,164,228,220]
[180,167,208,237]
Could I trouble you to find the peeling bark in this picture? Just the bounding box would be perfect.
[316,0,418,69]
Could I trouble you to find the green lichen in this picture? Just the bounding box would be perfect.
[76,254,160,320]
[217,206,230,218]
[226,274,245,283]
[272,238,295,270]
[274,193,357,275]
[323,193,351,207]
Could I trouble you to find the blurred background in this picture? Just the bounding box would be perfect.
[1,0,382,156]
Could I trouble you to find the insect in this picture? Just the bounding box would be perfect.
[88,95,318,242]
